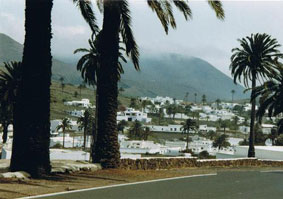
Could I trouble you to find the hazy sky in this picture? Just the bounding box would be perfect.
[1,0,283,76]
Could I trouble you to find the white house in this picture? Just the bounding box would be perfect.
[199,125,217,133]
[239,125,250,134]
[146,124,183,133]
[67,109,85,118]
[64,99,91,108]
[261,124,276,135]
[117,108,152,123]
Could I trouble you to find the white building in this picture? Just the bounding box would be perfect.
[64,99,91,108]
[199,125,217,133]
[261,124,276,135]
[239,126,250,134]
[146,124,183,133]
[117,108,152,123]
[67,109,85,118]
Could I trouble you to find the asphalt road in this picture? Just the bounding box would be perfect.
[25,171,283,199]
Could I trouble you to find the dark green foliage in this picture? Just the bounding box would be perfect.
[117,120,128,133]
[181,119,197,150]
[213,134,230,149]
[78,108,95,150]
[128,120,151,140]
[0,62,22,143]
[56,117,72,148]
[230,33,283,157]
[198,150,215,159]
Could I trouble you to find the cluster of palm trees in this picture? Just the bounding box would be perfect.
[0,0,225,177]
[230,33,283,157]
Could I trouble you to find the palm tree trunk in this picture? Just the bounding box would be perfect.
[186,132,189,151]
[2,123,8,143]
[10,0,52,177]
[83,124,86,150]
[248,74,256,157]
[63,128,65,148]
[93,2,121,168]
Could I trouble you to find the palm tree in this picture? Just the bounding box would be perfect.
[181,119,197,151]
[59,76,65,94]
[213,134,230,150]
[252,63,283,133]
[0,62,22,143]
[10,0,54,176]
[117,120,128,134]
[194,93,197,104]
[85,0,224,168]
[215,98,221,109]
[77,108,92,150]
[201,94,206,105]
[230,33,283,157]
[10,0,98,177]
[231,89,235,103]
[56,117,72,148]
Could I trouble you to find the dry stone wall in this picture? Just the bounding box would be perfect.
[120,158,283,170]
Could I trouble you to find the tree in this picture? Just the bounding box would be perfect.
[194,93,197,104]
[129,98,138,109]
[117,120,128,134]
[215,99,221,110]
[59,76,65,94]
[0,62,22,143]
[56,118,72,148]
[78,108,94,150]
[10,0,98,177]
[231,89,235,103]
[201,94,206,105]
[230,33,283,157]
[128,120,143,140]
[181,119,197,151]
[10,0,54,177]
[158,108,164,125]
[91,0,224,168]
[220,120,229,134]
[213,134,230,150]
[252,63,283,135]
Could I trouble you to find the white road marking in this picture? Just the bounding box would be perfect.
[17,173,217,199]
[260,170,283,173]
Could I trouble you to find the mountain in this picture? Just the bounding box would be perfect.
[0,33,82,85]
[0,33,247,101]
[119,54,248,101]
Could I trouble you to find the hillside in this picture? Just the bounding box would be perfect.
[120,54,248,101]
[0,33,82,84]
[0,33,247,101]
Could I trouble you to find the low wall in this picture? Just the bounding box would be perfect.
[120,158,283,170]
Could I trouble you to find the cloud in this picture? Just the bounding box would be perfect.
[53,25,88,38]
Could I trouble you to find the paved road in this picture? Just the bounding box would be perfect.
[26,171,283,199]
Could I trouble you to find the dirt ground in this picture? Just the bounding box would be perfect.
[0,166,282,199]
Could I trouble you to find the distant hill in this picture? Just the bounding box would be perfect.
[0,33,248,101]
[0,33,82,85]
[119,54,248,101]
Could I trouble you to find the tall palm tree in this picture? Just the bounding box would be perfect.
[194,93,197,104]
[181,119,197,151]
[86,0,224,168]
[0,62,22,143]
[75,32,127,161]
[230,33,283,157]
[78,108,92,150]
[56,117,72,148]
[231,89,235,103]
[252,63,283,133]
[10,0,54,177]
[10,0,98,177]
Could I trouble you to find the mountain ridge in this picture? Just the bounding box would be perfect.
[0,33,247,101]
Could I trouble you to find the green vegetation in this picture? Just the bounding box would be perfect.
[230,33,283,157]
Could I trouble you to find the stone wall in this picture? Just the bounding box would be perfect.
[120,158,283,170]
